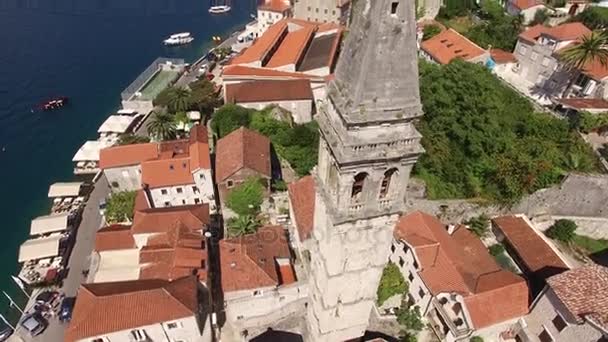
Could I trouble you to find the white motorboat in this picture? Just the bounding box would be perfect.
[209,5,231,14]
[163,32,194,46]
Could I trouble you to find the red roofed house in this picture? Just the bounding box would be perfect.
[420,29,490,65]
[224,79,314,123]
[507,22,608,103]
[491,215,571,295]
[509,264,608,342]
[389,211,530,341]
[220,226,305,337]
[65,276,212,342]
[506,0,549,24]
[92,204,210,285]
[99,125,216,212]
[215,127,272,204]
[257,0,292,36]
[287,175,316,246]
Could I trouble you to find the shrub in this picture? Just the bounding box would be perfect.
[464,214,490,237]
[105,191,137,224]
[488,244,505,256]
[226,177,265,216]
[422,25,442,41]
[470,337,484,342]
[546,219,578,242]
[117,134,150,146]
[377,262,407,306]
[396,304,424,333]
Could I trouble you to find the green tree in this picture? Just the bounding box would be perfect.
[167,87,191,113]
[470,337,484,342]
[546,219,578,242]
[227,215,260,237]
[488,244,505,256]
[560,30,608,96]
[570,6,608,30]
[464,1,522,51]
[465,214,490,237]
[569,111,608,133]
[422,24,442,41]
[531,9,549,25]
[153,86,174,107]
[377,262,408,306]
[174,111,189,127]
[189,79,221,115]
[105,191,137,224]
[147,111,177,141]
[396,302,424,333]
[117,134,150,145]
[211,104,253,138]
[226,177,265,216]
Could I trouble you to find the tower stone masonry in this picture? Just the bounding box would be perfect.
[306,0,425,341]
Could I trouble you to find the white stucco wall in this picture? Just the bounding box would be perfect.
[521,287,604,342]
[257,9,288,36]
[148,169,215,211]
[105,165,142,192]
[293,0,348,24]
[236,99,313,123]
[77,315,211,342]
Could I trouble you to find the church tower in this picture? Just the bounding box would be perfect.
[306,0,424,341]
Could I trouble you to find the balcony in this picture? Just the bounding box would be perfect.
[428,298,471,340]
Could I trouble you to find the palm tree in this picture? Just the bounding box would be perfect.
[227,215,259,237]
[560,30,608,96]
[167,87,191,113]
[147,111,177,141]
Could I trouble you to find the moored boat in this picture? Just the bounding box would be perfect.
[209,0,231,14]
[39,97,69,111]
[163,32,194,46]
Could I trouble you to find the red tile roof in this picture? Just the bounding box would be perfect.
[421,29,486,65]
[492,216,570,278]
[519,23,591,43]
[555,97,608,110]
[225,79,313,104]
[95,225,135,251]
[547,265,608,330]
[395,211,529,329]
[288,176,315,241]
[215,127,272,183]
[258,0,291,13]
[511,0,544,10]
[222,65,324,80]
[232,20,288,65]
[490,48,518,64]
[220,226,293,292]
[266,26,316,68]
[188,125,211,172]
[580,57,608,81]
[99,143,159,169]
[65,276,198,342]
[132,205,210,235]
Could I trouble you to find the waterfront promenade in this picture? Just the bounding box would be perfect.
[9,175,109,342]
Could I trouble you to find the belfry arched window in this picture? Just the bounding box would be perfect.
[351,172,368,201]
[379,168,398,198]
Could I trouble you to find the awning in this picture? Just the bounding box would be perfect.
[97,115,136,134]
[18,235,63,262]
[72,140,112,162]
[48,182,83,198]
[30,213,69,236]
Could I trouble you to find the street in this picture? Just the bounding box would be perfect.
[10,176,110,342]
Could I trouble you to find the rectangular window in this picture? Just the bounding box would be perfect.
[194,198,201,204]
[131,329,146,342]
[182,199,186,205]
[227,180,234,188]
[253,290,263,296]
[518,45,528,55]
[530,52,539,61]
[539,328,553,342]
[408,272,414,282]
[391,244,396,253]
[176,187,183,194]
[399,257,405,267]
[418,288,425,298]
[161,189,168,195]
[166,321,180,329]
[412,258,419,269]
[121,170,129,179]
[192,186,199,193]
[391,1,399,15]
[552,315,567,332]
[542,57,551,67]
[164,201,171,207]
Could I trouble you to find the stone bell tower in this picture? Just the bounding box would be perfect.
[306,0,424,341]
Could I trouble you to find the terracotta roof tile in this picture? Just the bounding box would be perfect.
[215,127,271,183]
[220,226,292,292]
[99,143,159,169]
[258,0,291,13]
[222,65,324,80]
[95,225,135,251]
[555,97,608,110]
[519,23,591,43]
[547,265,608,330]
[288,176,315,241]
[580,57,608,81]
[490,48,518,64]
[232,20,288,65]
[491,215,569,278]
[421,29,486,65]
[266,26,315,68]
[132,205,210,234]
[65,276,199,342]
[511,0,544,10]
[395,211,529,328]
[225,79,313,104]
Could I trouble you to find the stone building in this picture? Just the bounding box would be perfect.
[305,1,425,340]
[292,0,350,25]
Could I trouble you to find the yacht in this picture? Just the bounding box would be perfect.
[163,32,194,46]
[209,0,231,14]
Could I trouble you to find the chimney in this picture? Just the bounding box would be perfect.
[446,224,456,235]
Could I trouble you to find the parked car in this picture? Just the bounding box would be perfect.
[0,321,13,341]
[35,290,59,305]
[20,312,47,336]
[59,297,76,322]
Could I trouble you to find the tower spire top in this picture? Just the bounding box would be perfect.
[329,0,422,125]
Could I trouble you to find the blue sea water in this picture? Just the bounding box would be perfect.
[0,0,254,317]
